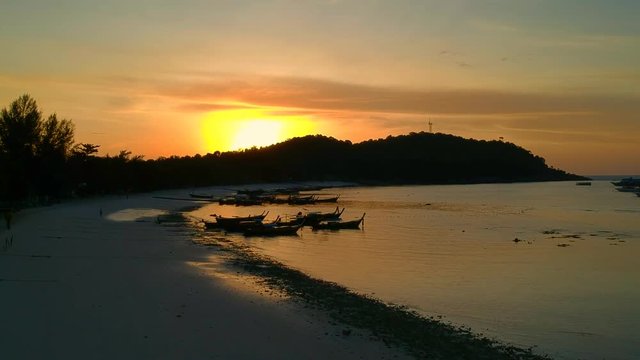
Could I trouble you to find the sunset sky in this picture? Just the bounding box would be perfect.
[1,0,638,175]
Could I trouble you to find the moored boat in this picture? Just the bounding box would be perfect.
[210,211,269,224]
[611,177,640,187]
[315,195,340,203]
[243,223,304,237]
[312,213,365,230]
[288,195,317,205]
[303,207,345,226]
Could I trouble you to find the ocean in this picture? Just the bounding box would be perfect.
[191,181,640,359]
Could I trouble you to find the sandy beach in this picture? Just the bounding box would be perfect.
[0,190,407,359]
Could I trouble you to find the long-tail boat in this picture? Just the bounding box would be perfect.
[303,207,344,226]
[314,195,339,203]
[288,195,317,205]
[312,213,365,230]
[242,222,304,237]
[209,211,269,227]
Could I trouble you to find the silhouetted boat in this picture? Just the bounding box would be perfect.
[210,211,269,224]
[278,213,305,226]
[303,207,345,226]
[243,223,304,237]
[575,182,591,186]
[288,195,317,205]
[315,195,340,203]
[313,213,365,230]
[204,213,275,230]
[611,177,640,187]
[219,195,263,206]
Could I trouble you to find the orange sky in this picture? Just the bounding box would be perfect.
[1,1,639,175]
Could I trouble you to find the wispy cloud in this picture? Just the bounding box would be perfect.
[149,74,640,117]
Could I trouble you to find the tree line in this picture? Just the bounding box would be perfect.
[0,95,583,207]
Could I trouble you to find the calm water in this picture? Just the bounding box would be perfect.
[191,181,640,360]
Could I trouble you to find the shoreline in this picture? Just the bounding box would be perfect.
[0,187,408,359]
[0,182,556,359]
[186,209,550,360]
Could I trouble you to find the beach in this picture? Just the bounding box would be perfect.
[0,191,407,359]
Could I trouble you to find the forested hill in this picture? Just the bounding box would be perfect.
[211,132,582,185]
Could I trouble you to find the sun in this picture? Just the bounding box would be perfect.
[231,119,284,150]
[201,108,315,153]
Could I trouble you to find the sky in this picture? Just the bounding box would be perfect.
[1,0,639,175]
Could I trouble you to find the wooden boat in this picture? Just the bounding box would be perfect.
[208,212,272,232]
[243,223,304,237]
[312,213,365,230]
[288,195,317,205]
[315,195,340,203]
[611,177,640,187]
[209,217,278,232]
[303,207,345,226]
[210,211,269,224]
[219,195,263,206]
[277,216,305,226]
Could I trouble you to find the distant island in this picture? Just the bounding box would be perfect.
[216,133,584,185]
[64,133,583,198]
[0,95,584,205]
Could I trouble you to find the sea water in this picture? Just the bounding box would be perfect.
[191,181,640,360]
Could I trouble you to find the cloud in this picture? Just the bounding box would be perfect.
[7,72,639,123]
[151,74,640,117]
[176,102,258,112]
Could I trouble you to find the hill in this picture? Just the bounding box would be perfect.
[131,132,581,191]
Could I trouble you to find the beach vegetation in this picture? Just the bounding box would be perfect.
[0,95,75,201]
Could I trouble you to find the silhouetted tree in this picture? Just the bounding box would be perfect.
[0,94,75,201]
[72,143,100,158]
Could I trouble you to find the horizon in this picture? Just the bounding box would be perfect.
[111,131,640,178]
[1,0,639,175]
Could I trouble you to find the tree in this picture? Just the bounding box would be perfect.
[0,94,41,159]
[38,114,75,158]
[72,143,100,158]
[0,94,75,200]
